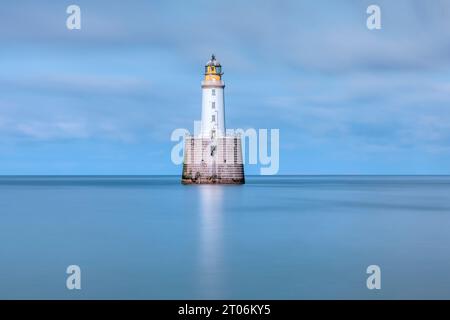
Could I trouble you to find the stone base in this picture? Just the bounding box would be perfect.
[182,164,245,184]
[181,136,245,185]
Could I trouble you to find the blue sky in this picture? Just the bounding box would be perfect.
[1,0,450,174]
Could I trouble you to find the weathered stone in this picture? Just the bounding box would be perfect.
[181,136,245,185]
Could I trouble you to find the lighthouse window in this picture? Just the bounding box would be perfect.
[212,102,215,109]
[212,89,216,96]
[212,115,216,122]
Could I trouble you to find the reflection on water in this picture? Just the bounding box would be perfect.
[198,185,224,298]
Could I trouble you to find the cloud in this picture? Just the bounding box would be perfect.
[260,70,450,152]
[1,0,450,173]
[0,74,151,97]
[16,121,89,140]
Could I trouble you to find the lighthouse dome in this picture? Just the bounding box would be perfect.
[206,54,221,67]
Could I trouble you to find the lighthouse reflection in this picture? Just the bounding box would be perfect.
[198,185,225,298]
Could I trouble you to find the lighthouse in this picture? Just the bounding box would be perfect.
[182,55,245,184]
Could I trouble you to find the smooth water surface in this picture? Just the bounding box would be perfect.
[0,176,449,299]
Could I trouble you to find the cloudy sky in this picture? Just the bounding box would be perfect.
[1,0,450,174]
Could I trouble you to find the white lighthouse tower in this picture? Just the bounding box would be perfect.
[182,54,245,184]
[201,54,225,139]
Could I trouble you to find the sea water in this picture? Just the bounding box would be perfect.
[0,175,449,299]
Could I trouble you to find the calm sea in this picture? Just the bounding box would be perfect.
[0,176,449,299]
